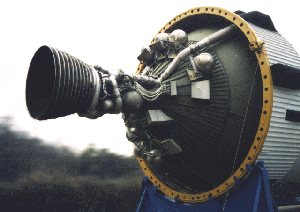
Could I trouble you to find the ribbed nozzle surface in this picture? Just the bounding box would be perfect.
[26,45,101,120]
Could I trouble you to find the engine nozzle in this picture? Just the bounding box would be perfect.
[26,45,102,120]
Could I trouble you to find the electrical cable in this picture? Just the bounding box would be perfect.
[222,63,259,211]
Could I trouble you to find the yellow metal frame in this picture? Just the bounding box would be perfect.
[136,6,273,203]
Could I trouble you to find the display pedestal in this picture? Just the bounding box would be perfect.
[136,161,278,212]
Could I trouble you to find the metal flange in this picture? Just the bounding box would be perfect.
[136,6,273,203]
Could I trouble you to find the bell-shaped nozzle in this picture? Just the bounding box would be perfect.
[26,45,102,120]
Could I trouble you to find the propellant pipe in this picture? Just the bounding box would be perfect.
[158,24,237,82]
[109,75,122,114]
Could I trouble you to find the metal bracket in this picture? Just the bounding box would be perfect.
[171,81,177,96]
[161,139,182,155]
[191,80,210,100]
[249,38,265,51]
[186,56,204,81]
[146,110,173,125]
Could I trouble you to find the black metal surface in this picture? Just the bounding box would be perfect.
[140,16,263,193]
[271,64,300,90]
[148,47,230,191]
[26,45,102,120]
[286,109,300,122]
[165,14,232,35]
[235,10,277,32]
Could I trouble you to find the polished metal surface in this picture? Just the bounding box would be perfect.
[158,24,237,83]
[103,99,114,111]
[122,90,143,112]
[154,32,169,43]
[194,52,214,76]
[109,75,122,114]
[169,29,188,47]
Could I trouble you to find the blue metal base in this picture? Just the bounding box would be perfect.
[274,196,300,207]
[136,161,278,212]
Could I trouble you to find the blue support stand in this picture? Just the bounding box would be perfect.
[136,161,278,212]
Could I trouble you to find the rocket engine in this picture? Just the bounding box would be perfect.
[25,7,300,203]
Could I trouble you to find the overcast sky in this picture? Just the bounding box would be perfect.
[0,0,299,156]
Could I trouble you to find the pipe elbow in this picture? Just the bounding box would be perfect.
[109,75,122,114]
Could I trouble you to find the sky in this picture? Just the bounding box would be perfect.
[0,0,299,156]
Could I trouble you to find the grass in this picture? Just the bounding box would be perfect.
[0,170,144,212]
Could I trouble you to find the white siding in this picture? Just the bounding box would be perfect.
[249,23,300,179]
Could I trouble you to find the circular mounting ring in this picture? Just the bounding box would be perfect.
[136,6,273,203]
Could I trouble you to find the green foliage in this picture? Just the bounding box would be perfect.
[0,117,46,181]
[0,116,144,211]
[0,171,143,211]
[0,116,140,181]
[78,143,139,178]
